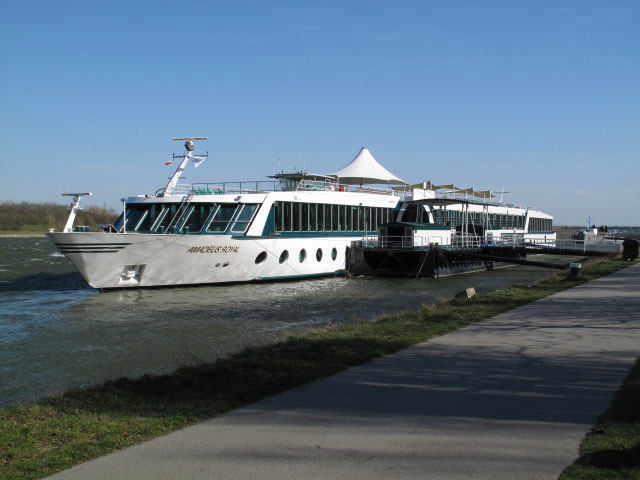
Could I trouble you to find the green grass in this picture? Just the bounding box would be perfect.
[0,258,637,480]
[559,357,640,480]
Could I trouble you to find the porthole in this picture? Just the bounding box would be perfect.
[299,248,307,263]
[255,251,267,264]
[279,250,289,264]
[331,247,337,260]
[316,248,323,262]
[223,262,229,267]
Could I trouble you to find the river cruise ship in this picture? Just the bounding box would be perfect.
[48,138,555,289]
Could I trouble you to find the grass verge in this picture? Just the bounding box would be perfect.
[1,258,638,480]
[559,357,640,480]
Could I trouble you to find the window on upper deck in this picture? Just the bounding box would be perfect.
[180,204,216,233]
[207,204,239,232]
[136,205,166,233]
[153,204,180,233]
[231,204,259,233]
[114,204,151,232]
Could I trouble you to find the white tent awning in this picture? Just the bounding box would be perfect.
[330,148,406,185]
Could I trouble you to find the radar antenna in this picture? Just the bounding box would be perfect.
[497,187,511,203]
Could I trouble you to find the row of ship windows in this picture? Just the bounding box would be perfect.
[528,217,553,232]
[115,203,259,234]
[431,210,552,231]
[432,210,526,229]
[255,247,338,265]
[273,202,395,233]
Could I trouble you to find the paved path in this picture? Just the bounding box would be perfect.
[49,264,640,480]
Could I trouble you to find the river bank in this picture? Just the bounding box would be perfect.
[0,232,47,238]
[1,258,637,480]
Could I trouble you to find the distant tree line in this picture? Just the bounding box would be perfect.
[0,201,118,232]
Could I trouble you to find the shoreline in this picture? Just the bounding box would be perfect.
[0,232,47,238]
[1,258,637,479]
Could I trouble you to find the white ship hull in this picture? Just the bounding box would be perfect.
[48,232,356,289]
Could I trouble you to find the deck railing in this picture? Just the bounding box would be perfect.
[296,180,400,196]
[360,235,624,253]
[361,235,451,249]
[434,191,533,210]
[169,180,404,197]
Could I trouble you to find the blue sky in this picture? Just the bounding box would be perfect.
[1,0,638,225]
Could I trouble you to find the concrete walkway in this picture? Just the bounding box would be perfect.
[49,263,640,480]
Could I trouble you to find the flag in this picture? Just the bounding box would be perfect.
[191,155,207,168]
[164,161,173,166]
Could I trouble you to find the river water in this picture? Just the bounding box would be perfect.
[0,236,584,406]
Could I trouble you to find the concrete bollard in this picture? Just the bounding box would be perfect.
[568,263,582,279]
[455,287,476,300]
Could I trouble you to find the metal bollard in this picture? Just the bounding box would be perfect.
[568,262,581,279]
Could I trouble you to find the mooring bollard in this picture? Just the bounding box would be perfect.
[485,261,494,271]
[568,262,582,279]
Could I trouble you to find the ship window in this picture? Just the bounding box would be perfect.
[231,204,258,232]
[114,213,124,231]
[352,206,358,231]
[116,205,150,232]
[299,248,307,263]
[181,204,215,233]
[301,203,309,231]
[153,204,181,233]
[401,204,417,223]
[324,205,332,231]
[358,206,365,230]
[275,202,283,232]
[316,248,323,262]
[317,204,325,231]
[255,251,267,264]
[309,204,317,232]
[339,205,346,231]
[332,205,339,231]
[293,203,300,231]
[206,204,238,232]
[331,247,337,260]
[136,205,162,233]
[285,202,293,232]
[279,250,289,263]
[348,206,356,231]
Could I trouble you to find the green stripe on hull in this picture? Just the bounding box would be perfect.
[255,271,343,281]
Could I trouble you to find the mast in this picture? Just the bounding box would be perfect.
[61,192,92,232]
[163,137,207,196]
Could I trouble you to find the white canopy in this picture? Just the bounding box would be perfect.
[330,148,406,185]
